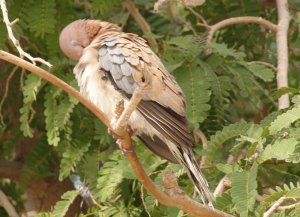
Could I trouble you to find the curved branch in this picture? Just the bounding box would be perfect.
[248,61,277,73]
[0,190,20,217]
[207,16,277,44]
[124,0,157,47]
[0,50,232,217]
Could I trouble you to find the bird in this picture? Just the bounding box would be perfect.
[59,19,213,206]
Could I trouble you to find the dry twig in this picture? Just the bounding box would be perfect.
[124,0,157,47]
[263,196,286,217]
[0,66,18,125]
[0,1,52,67]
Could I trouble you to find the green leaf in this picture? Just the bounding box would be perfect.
[175,62,211,124]
[20,74,43,137]
[245,63,275,82]
[44,87,61,146]
[231,163,258,217]
[269,106,300,135]
[168,35,204,57]
[210,43,246,60]
[215,192,233,210]
[96,151,134,202]
[26,0,57,38]
[206,122,253,162]
[91,0,122,16]
[286,144,300,163]
[216,163,233,174]
[59,140,91,181]
[52,190,79,217]
[259,138,299,163]
[258,183,300,215]
[272,87,299,100]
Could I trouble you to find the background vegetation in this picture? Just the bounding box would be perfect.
[1,0,300,216]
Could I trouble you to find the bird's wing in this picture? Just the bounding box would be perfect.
[90,32,186,116]
[89,32,193,152]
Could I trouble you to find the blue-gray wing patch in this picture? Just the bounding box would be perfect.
[99,36,151,94]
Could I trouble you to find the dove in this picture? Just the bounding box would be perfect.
[59,19,213,206]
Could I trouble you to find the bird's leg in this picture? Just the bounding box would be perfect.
[114,82,150,132]
[110,82,150,154]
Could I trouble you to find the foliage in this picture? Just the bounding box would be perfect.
[1,0,300,216]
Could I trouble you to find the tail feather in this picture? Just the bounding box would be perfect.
[182,150,214,206]
[166,141,214,207]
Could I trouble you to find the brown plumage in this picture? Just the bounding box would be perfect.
[59,19,213,206]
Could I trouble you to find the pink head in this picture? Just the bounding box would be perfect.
[59,19,121,61]
[59,20,91,61]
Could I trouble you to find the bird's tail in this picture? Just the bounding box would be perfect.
[183,149,214,207]
[167,141,214,207]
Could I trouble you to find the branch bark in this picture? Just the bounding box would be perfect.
[0,50,232,217]
[0,190,20,217]
[263,196,286,217]
[124,0,157,47]
[276,0,290,109]
[207,16,277,44]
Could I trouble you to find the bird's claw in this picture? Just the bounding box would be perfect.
[116,139,133,155]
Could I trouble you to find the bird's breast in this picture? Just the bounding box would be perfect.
[74,48,159,139]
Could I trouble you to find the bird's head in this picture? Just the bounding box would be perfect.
[59,19,121,60]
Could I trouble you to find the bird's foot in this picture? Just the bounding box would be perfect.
[116,139,133,155]
[107,125,137,155]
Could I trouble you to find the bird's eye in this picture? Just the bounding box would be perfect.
[71,40,82,47]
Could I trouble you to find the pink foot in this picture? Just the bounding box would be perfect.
[128,128,137,137]
[116,139,133,155]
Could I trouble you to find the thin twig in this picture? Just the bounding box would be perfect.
[0,50,232,217]
[276,0,290,109]
[140,184,152,217]
[193,129,208,168]
[186,6,209,28]
[0,66,18,125]
[124,0,157,47]
[0,0,52,67]
[206,16,277,44]
[0,190,20,217]
[213,176,230,197]
[263,196,286,217]
[248,61,278,73]
[277,202,300,211]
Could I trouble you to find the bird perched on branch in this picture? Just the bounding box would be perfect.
[59,19,213,206]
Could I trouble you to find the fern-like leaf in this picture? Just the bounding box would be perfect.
[175,62,211,124]
[21,137,56,186]
[269,106,300,135]
[215,192,233,211]
[243,63,275,82]
[44,87,61,146]
[231,163,258,217]
[91,0,122,17]
[206,122,253,162]
[59,140,91,181]
[25,0,56,38]
[52,190,79,217]
[259,138,299,163]
[258,183,300,215]
[20,74,43,137]
[210,43,246,60]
